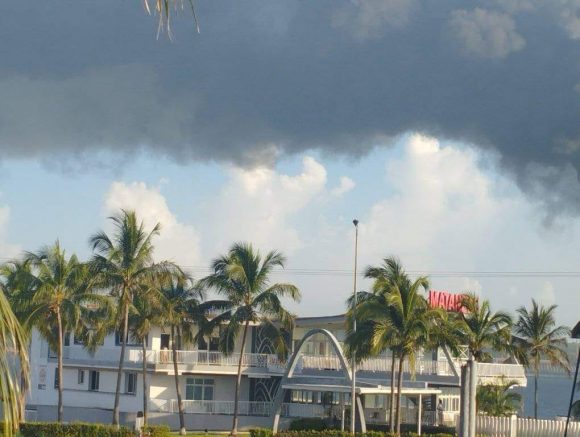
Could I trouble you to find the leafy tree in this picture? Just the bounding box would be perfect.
[514,300,570,418]
[200,242,300,436]
[89,210,175,426]
[0,280,29,437]
[23,242,108,422]
[477,379,522,416]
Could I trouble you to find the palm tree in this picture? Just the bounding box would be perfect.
[382,270,433,434]
[89,209,175,426]
[1,259,35,422]
[0,280,29,437]
[345,257,407,433]
[477,379,522,416]
[459,294,513,361]
[514,299,570,418]
[158,274,229,436]
[129,287,164,426]
[200,242,301,436]
[24,241,106,422]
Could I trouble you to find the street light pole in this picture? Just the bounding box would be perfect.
[350,219,359,435]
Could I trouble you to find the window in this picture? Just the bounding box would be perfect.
[291,390,314,404]
[115,331,141,347]
[185,378,214,401]
[88,370,100,391]
[125,372,137,395]
[54,368,59,389]
[78,369,85,384]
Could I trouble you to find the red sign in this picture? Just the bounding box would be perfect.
[428,290,467,312]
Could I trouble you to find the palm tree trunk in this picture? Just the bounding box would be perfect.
[172,325,186,435]
[395,353,405,435]
[231,320,250,436]
[113,300,129,427]
[389,350,396,433]
[142,336,149,426]
[534,370,539,419]
[20,369,27,423]
[56,307,64,423]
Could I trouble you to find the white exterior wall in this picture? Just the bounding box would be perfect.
[28,324,260,415]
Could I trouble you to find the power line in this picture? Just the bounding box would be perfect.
[2,256,580,278]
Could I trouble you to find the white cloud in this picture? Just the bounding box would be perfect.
[278,133,580,325]
[535,281,557,306]
[332,0,417,41]
[0,205,20,259]
[104,182,201,267]
[449,8,526,59]
[204,156,327,257]
[331,176,356,197]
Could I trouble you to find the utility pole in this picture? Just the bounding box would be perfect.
[350,219,359,435]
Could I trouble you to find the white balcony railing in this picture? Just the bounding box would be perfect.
[151,350,283,369]
[54,346,283,370]
[170,400,273,416]
[298,355,453,376]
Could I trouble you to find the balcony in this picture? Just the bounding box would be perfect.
[296,355,526,386]
[149,350,285,375]
[151,399,274,416]
[297,355,455,376]
[53,346,284,375]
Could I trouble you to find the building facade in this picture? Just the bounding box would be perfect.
[25,314,527,431]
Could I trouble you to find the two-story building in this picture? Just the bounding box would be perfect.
[25,314,527,431]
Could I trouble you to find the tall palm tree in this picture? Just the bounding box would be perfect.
[90,210,175,426]
[477,379,522,417]
[200,242,301,436]
[382,270,433,434]
[158,274,229,436]
[345,257,407,433]
[459,294,513,361]
[0,281,29,437]
[514,299,570,418]
[129,287,164,426]
[24,241,106,423]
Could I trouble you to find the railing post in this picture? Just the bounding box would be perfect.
[509,414,517,437]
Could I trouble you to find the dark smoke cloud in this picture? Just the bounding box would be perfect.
[1,0,580,211]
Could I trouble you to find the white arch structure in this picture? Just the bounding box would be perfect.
[271,328,366,433]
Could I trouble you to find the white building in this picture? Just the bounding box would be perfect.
[25,314,527,431]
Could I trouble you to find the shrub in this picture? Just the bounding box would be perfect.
[250,429,274,437]
[288,418,329,431]
[141,425,170,437]
[18,422,135,437]
[277,431,350,437]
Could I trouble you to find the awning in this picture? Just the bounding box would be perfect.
[281,382,441,395]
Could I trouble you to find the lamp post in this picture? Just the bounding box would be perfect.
[350,219,359,435]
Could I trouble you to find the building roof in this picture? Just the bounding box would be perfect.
[295,314,346,327]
